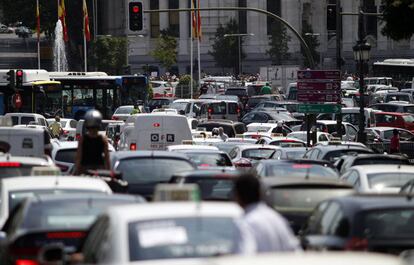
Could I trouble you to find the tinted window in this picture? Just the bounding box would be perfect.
[115,158,195,184]
[184,177,234,200]
[21,117,35,125]
[70,120,77,128]
[403,106,414,113]
[263,163,338,179]
[0,166,33,178]
[353,157,409,166]
[115,106,134,114]
[184,153,233,167]
[128,217,240,261]
[11,117,18,125]
[362,210,414,239]
[247,98,264,107]
[225,89,247,96]
[228,103,238,114]
[55,149,77,163]
[209,102,226,115]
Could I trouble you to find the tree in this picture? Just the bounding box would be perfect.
[88,36,127,75]
[301,20,320,68]
[267,22,291,65]
[381,0,414,41]
[209,18,245,75]
[150,29,178,71]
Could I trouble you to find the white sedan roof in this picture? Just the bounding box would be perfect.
[107,202,242,223]
[1,176,112,193]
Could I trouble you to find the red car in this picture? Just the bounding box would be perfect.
[374,112,414,132]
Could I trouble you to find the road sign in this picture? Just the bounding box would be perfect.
[298,104,342,114]
[297,81,340,90]
[297,93,341,103]
[297,70,341,80]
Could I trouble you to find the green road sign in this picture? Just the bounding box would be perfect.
[298,104,342,114]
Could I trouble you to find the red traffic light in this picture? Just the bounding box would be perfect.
[16,70,23,77]
[132,5,139,13]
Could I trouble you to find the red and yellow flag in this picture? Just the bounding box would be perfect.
[58,0,69,42]
[36,0,40,41]
[191,0,202,40]
[83,0,91,41]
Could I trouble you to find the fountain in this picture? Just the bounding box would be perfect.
[53,20,68,72]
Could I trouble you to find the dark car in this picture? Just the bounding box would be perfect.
[245,95,283,112]
[370,103,414,114]
[304,145,374,162]
[224,87,249,105]
[111,151,197,200]
[262,177,353,234]
[148,97,175,112]
[241,110,297,125]
[0,193,144,264]
[169,169,240,201]
[301,194,414,254]
[252,159,339,180]
[335,154,411,174]
[197,120,246,138]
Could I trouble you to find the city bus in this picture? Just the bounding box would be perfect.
[0,69,62,116]
[49,72,149,119]
[372,59,414,87]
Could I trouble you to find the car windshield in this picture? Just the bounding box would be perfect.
[403,115,414,123]
[362,209,414,239]
[116,158,194,184]
[170,102,189,112]
[128,217,239,261]
[184,177,234,200]
[242,149,275,160]
[270,187,352,211]
[368,172,414,190]
[184,153,233,167]
[264,163,338,179]
[8,189,103,213]
[115,107,134,114]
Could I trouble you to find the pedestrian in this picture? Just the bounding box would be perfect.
[74,110,110,175]
[274,121,284,135]
[260,82,272,95]
[234,174,301,252]
[49,116,63,139]
[130,102,141,115]
[390,129,400,154]
[218,127,228,141]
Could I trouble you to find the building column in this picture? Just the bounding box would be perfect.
[178,0,189,55]
[159,0,169,31]
[341,0,356,52]
[281,0,301,53]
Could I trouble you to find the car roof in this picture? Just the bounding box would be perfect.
[312,145,371,151]
[351,164,414,174]
[1,176,111,192]
[111,151,192,161]
[167,145,219,151]
[367,126,400,131]
[259,158,334,167]
[372,102,414,106]
[26,193,144,204]
[261,176,351,188]
[107,202,242,222]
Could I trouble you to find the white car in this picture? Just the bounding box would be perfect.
[167,144,219,152]
[151,108,178,114]
[0,154,55,177]
[340,165,414,193]
[256,136,307,147]
[78,202,251,264]
[228,144,280,168]
[47,118,77,140]
[151,80,174,97]
[51,140,115,175]
[288,131,332,143]
[0,176,112,227]
[112,105,145,121]
[5,113,48,127]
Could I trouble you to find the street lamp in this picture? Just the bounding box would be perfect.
[223,33,254,76]
[353,40,371,143]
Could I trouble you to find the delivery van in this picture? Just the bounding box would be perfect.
[120,113,192,151]
[0,127,52,157]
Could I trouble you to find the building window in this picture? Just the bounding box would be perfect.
[238,0,247,34]
[327,0,336,32]
[169,0,180,37]
[150,0,160,38]
[267,0,281,35]
[363,0,377,38]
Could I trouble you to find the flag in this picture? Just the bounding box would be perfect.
[191,0,201,40]
[197,0,202,40]
[36,0,40,41]
[83,0,91,42]
[58,0,69,42]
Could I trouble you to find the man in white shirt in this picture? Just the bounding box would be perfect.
[234,174,301,252]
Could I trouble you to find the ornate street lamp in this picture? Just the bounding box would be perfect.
[353,41,371,143]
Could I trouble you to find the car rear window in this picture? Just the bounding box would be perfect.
[403,115,414,123]
[367,172,414,190]
[242,149,275,160]
[209,102,227,114]
[362,209,414,239]
[184,177,234,200]
[0,166,33,178]
[269,187,352,211]
[264,163,338,179]
[115,107,134,114]
[55,149,77,163]
[225,89,247,96]
[247,98,265,107]
[185,153,233,167]
[354,158,410,166]
[21,117,35,125]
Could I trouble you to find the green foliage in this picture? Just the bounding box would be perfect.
[266,22,291,65]
[88,36,127,75]
[175,74,197,98]
[209,18,245,75]
[301,20,320,68]
[150,29,178,71]
[381,0,414,40]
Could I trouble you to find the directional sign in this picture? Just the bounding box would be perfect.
[297,81,340,90]
[297,93,341,103]
[298,104,342,114]
[297,70,341,80]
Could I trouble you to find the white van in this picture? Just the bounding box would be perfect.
[0,127,52,157]
[120,113,192,151]
[4,113,47,127]
[198,100,241,121]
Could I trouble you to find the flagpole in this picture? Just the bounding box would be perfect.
[84,34,87,72]
[57,0,60,71]
[197,38,201,90]
[190,11,194,99]
[37,0,41,69]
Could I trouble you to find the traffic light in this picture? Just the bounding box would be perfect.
[15,69,23,88]
[6,70,15,90]
[129,1,143,31]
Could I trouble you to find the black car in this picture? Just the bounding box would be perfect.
[196,120,246,138]
[170,169,240,201]
[245,96,283,112]
[262,177,353,234]
[241,110,297,125]
[304,145,374,162]
[301,194,414,254]
[0,193,144,264]
[224,87,249,105]
[335,154,411,174]
[148,97,175,112]
[111,151,197,200]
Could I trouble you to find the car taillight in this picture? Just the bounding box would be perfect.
[234,159,252,168]
[345,237,368,251]
[76,134,81,141]
[112,116,118,120]
[0,162,21,167]
[130,143,137,150]
[15,260,39,265]
[47,231,85,239]
[56,163,69,172]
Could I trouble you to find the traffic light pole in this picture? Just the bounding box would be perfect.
[144,6,315,69]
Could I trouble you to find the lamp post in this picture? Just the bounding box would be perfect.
[353,40,371,143]
[223,33,254,76]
